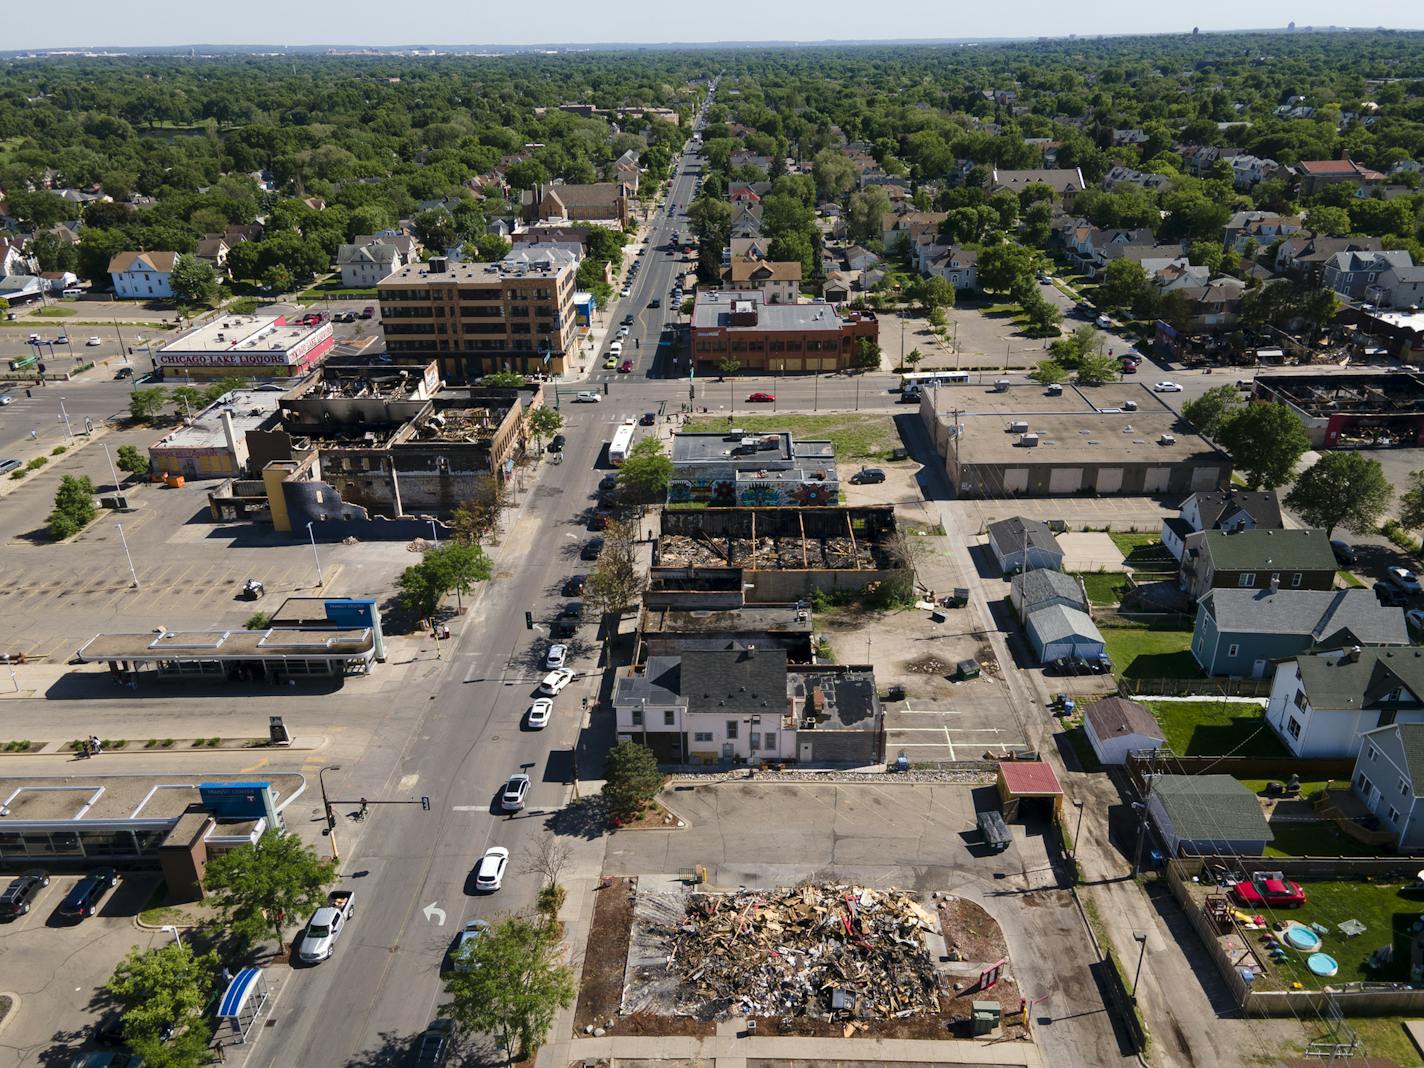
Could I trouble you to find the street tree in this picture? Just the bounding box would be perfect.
[1284,452,1393,537]
[527,406,563,451]
[1020,291,1063,337]
[975,242,1039,296]
[170,386,206,421]
[1217,402,1311,489]
[603,740,664,821]
[169,254,219,305]
[107,942,220,1068]
[921,276,955,314]
[115,444,150,479]
[1030,359,1068,385]
[202,829,336,950]
[1180,384,1244,438]
[428,542,492,611]
[585,518,645,618]
[1098,259,1150,314]
[128,388,168,423]
[1073,353,1120,386]
[442,916,575,1061]
[397,558,447,619]
[717,356,741,380]
[851,337,882,372]
[904,347,924,370]
[1048,324,1102,369]
[262,264,294,294]
[451,474,511,545]
[1399,470,1424,549]
[47,474,96,540]
[617,438,674,506]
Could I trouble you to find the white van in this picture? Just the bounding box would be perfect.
[609,340,623,355]
[61,287,84,297]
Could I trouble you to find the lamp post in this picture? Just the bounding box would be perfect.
[1070,799,1086,861]
[116,523,139,588]
[307,521,324,588]
[160,924,184,949]
[58,396,73,441]
[318,764,343,861]
[103,444,122,495]
[1131,931,1148,1001]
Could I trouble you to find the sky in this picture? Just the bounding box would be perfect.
[8,0,1424,50]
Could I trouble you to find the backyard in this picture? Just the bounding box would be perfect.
[1075,571,1126,606]
[1101,624,1202,680]
[683,413,902,461]
[1144,699,1285,757]
[1264,819,1385,858]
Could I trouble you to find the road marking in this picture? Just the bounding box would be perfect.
[422,902,446,926]
[451,805,482,811]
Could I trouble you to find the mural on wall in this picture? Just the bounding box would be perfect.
[667,474,841,507]
[790,482,838,506]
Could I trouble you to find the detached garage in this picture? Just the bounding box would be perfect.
[1026,605,1106,665]
[1147,775,1273,856]
[1082,696,1166,765]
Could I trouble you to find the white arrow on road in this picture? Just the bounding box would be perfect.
[423,902,446,926]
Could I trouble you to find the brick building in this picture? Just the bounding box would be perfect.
[689,291,878,374]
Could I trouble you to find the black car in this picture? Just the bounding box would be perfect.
[551,619,577,640]
[563,574,586,596]
[560,601,585,619]
[0,869,49,919]
[1375,581,1409,607]
[57,867,119,920]
[113,366,133,380]
[580,537,604,561]
[649,298,662,309]
[1330,539,1357,566]
[640,411,656,426]
[412,1020,453,1066]
[621,314,634,326]
[548,433,566,453]
[850,467,887,485]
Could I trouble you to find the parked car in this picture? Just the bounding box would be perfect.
[620,286,631,298]
[616,325,630,339]
[0,869,49,919]
[359,306,375,319]
[561,601,584,619]
[1390,567,1422,594]
[746,391,775,403]
[574,391,601,403]
[298,890,356,963]
[1330,540,1357,566]
[527,699,553,730]
[57,867,119,920]
[640,411,657,426]
[539,668,575,695]
[1407,609,1424,632]
[0,395,10,405]
[551,619,576,639]
[1095,314,1112,328]
[1375,581,1409,607]
[850,467,886,485]
[1230,878,1306,909]
[413,1019,454,1066]
[622,313,635,326]
[1119,359,1138,374]
[501,773,531,811]
[581,536,604,560]
[475,846,510,890]
[0,458,22,477]
[545,643,567,670]
[563,574,586,596]
[588,510,609,531]
[1152,381,1183,392]
[114,366,133,380]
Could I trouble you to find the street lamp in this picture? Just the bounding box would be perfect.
[58,396,73,441]
[160,924,184,949]
[318,764,343,861]
[1131,931,1148,1001]
[306,522,325,588]
[1070,799,1086,862]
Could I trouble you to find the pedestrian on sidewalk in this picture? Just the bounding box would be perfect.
[89,735,102,755]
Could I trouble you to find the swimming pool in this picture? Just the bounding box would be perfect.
[1285,926,1322,951]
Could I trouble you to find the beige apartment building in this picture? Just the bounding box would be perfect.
[378,253,578,382]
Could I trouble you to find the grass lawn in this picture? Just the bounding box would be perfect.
[1143,699,1284,756]
[1101,625,1202,680]
[1264,819,1384,858]
[1339,570,1366,589]
[683,413,901,461]
[297,277,375,299]
[1108,532,1175,568]
[31,306,75,318]
[1075,571,1125,606]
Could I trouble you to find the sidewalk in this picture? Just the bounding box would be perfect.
[564,1028,1045,1066]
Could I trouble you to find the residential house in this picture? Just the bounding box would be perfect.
[1147,775,1273,856]
[721,257,802,305]
[0,237,29,276]
[1322,251,1424,306]
[1177,144,1241,178]
[613,148,640,193]
[727,237,772,266]
[987,516,1064,575]
[337,243,402,288]
[1144,258,1211,291]
[1025,605,1106,666]
[728,181,771,205]
[1293,158,1386,197]
[1111,128,1151,147]
[1275,234,1385,282]
[1101,165,1174,194]
[880,211,948,253]
[1161,489,1283,561]
[1056,223,1155,276]
[194,237,230,271]
[354,233,421,266]
[1010,568,1088,623]
[108,251,178,299]
[1223,211,1303,254]
[1223,154,1281,191]
[1102,242,1192,268]
[1179,527,1336,601]
[729,203,763,238]
[1172,278,1248,331]
[729,150,772,173]
[1350,722,1424,851]
[843,246,879,273]
[917,245,978,290]
[1083,697,1166,765]
[822,272,854,302]
[1376,256,1424,310]
[0,274,46,304]
[987,167,1087,206]
[37,270,78,293]
[1191,587,1407,678]
[1266,646,1424,758]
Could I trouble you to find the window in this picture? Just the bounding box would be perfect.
[749,731,761,750]
[1293,689,1308,710]
[1227,644,1240,658]
[764,730,777,751]
[663,710,675,727]
[693,731,713,743]
[1287,716,1301,739]
[1238,573,1256,588]
[630,707,643,726]
[1357,772,1373,794]
[1369,745,1378,763]
[1388,806,1401,825]
[725,720,738,739]
[1401,777,1411,797]
[1290,573,1302,588]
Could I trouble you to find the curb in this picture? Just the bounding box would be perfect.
[0,737,323,756]
[0,992,17,1038]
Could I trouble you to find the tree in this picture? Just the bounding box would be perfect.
[851,337,881,372]
[811,148,856,201]
[976,242,1039,296]
[115,445,150,479]
[442,916,575,1060]
[921,275,955,314]
[128,388,168,423]
[527,406,563,452]
[1217,402,1311,489]
[1399,470,1424,548]
[451,474,511,546]
[170,385,206,420]
[427,542,492,610]
[585,518,645,617]
[202,830,336,949]
[1098,259,1150,314]
[1180,384,1244,438]
[107,942,220,1068]
[169,254,219,305]
[904,347,924,370]
[1284,452,1392,537]
[1020,291,1063,337]
[1048,324,1103,369]
[480,371,527,387]
[617,438,673,506]
[262,264,294,293]
[397,557,448,619]
[1303,205,1352,237]
[717,356,741,381]
[602,740,663,820]
[48,474,96,540]
[845,187,891,244]
[1074,353,1120,386]
[1030,359,1068,385]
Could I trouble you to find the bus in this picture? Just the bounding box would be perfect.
[608,422,636,466]
[899,370,970,393]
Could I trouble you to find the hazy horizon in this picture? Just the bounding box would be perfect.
[9,0,1424,52]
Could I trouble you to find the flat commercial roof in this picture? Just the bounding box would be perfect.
[379,256,573,286]
[76,627,374,663]
[692,290,860,332]
[148,389,284,451]
[0,773,304,825]
[955,411,1219,464]
[159,314,328,356]
[640,605,814,634]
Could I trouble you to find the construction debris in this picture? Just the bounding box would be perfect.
[632,885,942,1021]
[657,533,880,571]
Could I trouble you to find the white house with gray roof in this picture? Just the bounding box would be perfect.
[1351,722,1424,851]
[1265,646,1424,758]
[1191,588,1407,678]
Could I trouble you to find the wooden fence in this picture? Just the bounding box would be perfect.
[1115,676,1273,698]
[1124,752,1354,798]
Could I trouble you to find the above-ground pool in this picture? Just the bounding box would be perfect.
[1285,926,1322,951]
[1307,953,1340,977]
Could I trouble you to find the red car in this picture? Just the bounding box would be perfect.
[747,391,775,403]
[1119,359,1138,374]
[1229,878,1307,909]
[619,359,633,373]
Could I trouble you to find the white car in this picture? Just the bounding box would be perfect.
[0,395,11,406]
[474,847,509,891]
[545,643,567,669]
[1389,567,1422,594]
[1095,314,1112,328]
[620,286,631,298]
[574,391,601,404]
[85,336,102,346]
[539,667,575,695]
[452,918,490,970]
[501,773,531,812]
[1153,381,1183,393]
[527,698,553,730]
[616,325,630,338]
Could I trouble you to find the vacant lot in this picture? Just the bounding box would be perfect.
[1101,624,1202,680]
[684,413,901,460]
[1144,699,1285,757]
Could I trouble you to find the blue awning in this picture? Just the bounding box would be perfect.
[217,967,261,1019]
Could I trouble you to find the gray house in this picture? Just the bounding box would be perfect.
[1026,605,1106,666]
[1147,775,1273,856]
[987,516,1063,576]
[1191,588,1408,678]
[1351,722,1424,851]
[1010,569,1087,623]
[1160,489,1283,561]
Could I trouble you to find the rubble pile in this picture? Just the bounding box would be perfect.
[657,534,879,571]
[652,885,941,1020]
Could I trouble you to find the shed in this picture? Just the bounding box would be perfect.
[986,516,1063,576]
[1082,696,1166,765]
[1147,774,1273,856]
[1025,605,1106,665]
[996,760,1064,821]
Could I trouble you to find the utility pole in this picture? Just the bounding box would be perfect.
[1132,748,1158,876]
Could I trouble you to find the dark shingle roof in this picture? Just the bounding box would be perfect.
[1189,489,1283,532]
[1201,588,1407,645]
[681,647,788,717]
[1011,569,1087,612]
[987,516,1060,557]
[1368,723,1424,793]
[1152,775,1273,843]
[1083,697,1165,744]
[1295,647,1424,711]
[1190,528,1336,573]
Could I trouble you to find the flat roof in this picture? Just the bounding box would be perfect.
[954,413,1220,465]
[77,627,375,662]
[379,256,573,286]
[0,773,304,825]
[148,388,283,451]
[160,314,327,356]
[640,605,814,634]
[1254,372,1424,416]
[691,290,873,332]
[671,431,835,468]
[790,668,879,731]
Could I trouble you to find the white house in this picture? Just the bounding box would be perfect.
[1083,696,1166,765]
[1264,646,1424,758]
[337,243,402,288]
[1160,489,1284,561]
[108,251,178,299]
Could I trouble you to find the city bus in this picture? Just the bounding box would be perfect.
[608,422,636,466]
[898,370,971,392]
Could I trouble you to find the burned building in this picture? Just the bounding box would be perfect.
[669,430,838,507]
[635,604,815,663]
[1250,371,1424,449]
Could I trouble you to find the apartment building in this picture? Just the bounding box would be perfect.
[377,253,578,381]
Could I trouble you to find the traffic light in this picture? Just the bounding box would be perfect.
[525,611,533,630]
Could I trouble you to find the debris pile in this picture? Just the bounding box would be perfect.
[657,533,879,571]
[647,884,941,1020]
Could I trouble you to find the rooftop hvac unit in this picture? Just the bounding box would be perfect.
[1007,420,1029,434]
[1019,432,1040,447]
[1159,434,1177,445]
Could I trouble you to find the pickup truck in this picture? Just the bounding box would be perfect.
[298,890,355,963]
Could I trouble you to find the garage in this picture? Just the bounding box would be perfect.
[1001,468,1029,494]
[1025,604,1106,665]
[1094,467,1124,493]
[1048,467,1083,494]
[1143,466,1171,492]
[996,760,1064,822]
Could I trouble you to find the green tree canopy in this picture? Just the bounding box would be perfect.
[1218,402,1311,490]
[107,942,220,1068]
[1283,452,1393,537]
[617,437,674,506]
[1180,384,1244,438]
[202,830,336,949]
[603,740,664,820]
